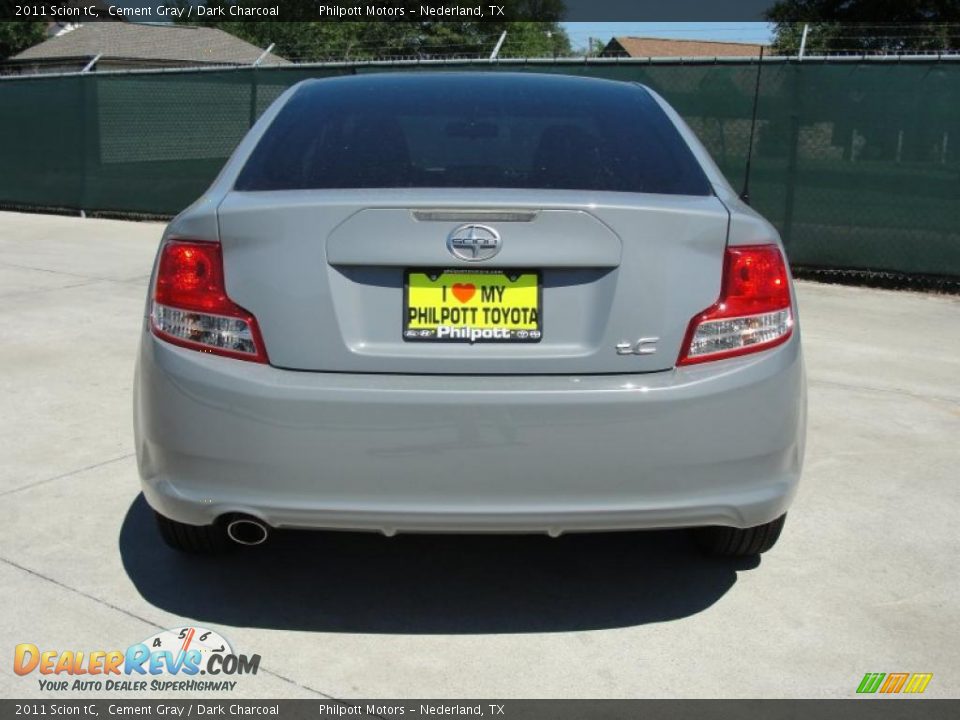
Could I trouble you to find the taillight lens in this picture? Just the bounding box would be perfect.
[150,240,268,363]
[678,244,793,366]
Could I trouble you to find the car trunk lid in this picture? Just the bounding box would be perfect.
[216,188,729,374]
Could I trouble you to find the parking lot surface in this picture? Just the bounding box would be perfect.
[1,211,958,698]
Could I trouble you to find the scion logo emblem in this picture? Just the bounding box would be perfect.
[446,224,502,262]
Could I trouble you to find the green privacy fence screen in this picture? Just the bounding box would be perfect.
[1,58,958,279]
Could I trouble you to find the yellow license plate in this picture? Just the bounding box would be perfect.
[404,269,541,342]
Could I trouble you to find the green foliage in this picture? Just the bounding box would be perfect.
[172,1,571,61]
[494,22,572,58]
[766,0,960,54]
[585,37,608,57]
[0,21,46,60]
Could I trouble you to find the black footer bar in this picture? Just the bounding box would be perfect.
[4,700,958,720]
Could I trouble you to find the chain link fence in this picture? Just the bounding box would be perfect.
[1,58,958,284]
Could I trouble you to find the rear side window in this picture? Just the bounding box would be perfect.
[235,75,711,196]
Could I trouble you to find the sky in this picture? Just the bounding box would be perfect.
[561,22,775,51]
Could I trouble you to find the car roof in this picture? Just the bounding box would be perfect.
[294,71,648,97]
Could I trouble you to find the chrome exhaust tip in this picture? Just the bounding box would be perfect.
[225,517,269,546]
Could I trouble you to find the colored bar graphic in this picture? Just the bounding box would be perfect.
[857,673,886,694]
[857,672,933,694]
[879,673,909,693]
[903,673,933,694]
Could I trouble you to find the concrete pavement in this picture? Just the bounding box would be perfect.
[0,211,958,699]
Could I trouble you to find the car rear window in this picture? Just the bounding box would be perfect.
[234,74,712,196]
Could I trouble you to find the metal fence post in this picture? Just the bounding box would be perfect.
[781,64,803,250]
[249,67,259,128]
[248,43,274,127]
[77,53,103,215]
[80,72,100,215]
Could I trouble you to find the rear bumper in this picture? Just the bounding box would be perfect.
[134,332,806,534]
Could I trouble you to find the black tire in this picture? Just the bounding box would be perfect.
[155,511,232,554]
[694,513,787,557]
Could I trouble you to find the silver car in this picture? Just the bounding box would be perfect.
[134,73,805,557]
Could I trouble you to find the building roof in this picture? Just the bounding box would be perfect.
[602,36,766,59]
[13,23,289,67]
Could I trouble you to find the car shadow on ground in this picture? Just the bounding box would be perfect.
[119,495,757,634]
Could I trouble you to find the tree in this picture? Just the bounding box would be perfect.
[492,22,572,58]
[173,1,571,61]
[584,38,608,57]
[767,0,960,55]
[0,21,46,59]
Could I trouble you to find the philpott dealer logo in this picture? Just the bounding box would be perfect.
[14,626,260,693]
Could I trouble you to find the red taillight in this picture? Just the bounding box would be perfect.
[677,244,793,366]
[150,240,268,363]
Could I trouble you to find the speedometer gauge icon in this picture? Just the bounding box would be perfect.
[140,626,232,664]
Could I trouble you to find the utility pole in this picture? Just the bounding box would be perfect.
[798,23,810,60]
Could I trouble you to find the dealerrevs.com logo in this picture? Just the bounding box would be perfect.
[14,626,261,693]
